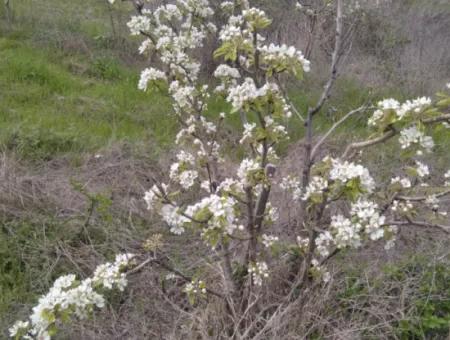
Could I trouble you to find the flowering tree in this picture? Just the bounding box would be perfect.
[10,0,450,338]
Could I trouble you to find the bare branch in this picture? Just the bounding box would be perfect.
[128,256,227,299]
[311,105,369,160]
[342,128,397,159]
[423,113,450,124]
[342,113,450,159]
[397,189,450,202]
[307,0,344,118]
[387,220,450,234]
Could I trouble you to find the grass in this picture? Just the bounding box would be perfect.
[0,37,176,161]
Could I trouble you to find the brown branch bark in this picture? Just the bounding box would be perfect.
[342,113,450,160]
[307,0,343,118]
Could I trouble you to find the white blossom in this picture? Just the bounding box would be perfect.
[9,321,30,338]
[262,234,279,248]
[138,68,166,91]
[391,200,413,213]
[214,64,241,79]
[127,15,151,35]
[260,43,310,73]
[415,160,430,178]
[220,1,234,11]
[185,195,239,236]
[240,122,257,144]
[169,81,195,110]
[183,280,207,295]
[237,158,261,185]
[144,184,165,211]
[13,254,134,339]
[178,170,199,189]
[161,204,189,234]
[315,231,334,257]
[391,177,412,188]
[396,97,431,119]
[399,125,434,153]
[368,109,385,127]
[280,176,302,200]
[329,158,375,193]
[330,215,362,249]
[297,235,309,251]
[378,98,400,111]
[350,199,386,241]
[265,203,279,223]
[248,261,269,286]
[425,195,439,210]
[445,170,450,186]
[369,97,431,126]
[302,176,328,201]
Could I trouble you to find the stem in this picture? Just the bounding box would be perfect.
[307,0,343,118]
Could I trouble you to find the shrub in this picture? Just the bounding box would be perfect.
[9,0,450,338]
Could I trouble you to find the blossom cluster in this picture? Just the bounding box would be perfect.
[262,234,279,248]
[391,200,414,214]
[445,170,450,186]
[368,97,436,154]
[329,158,376,194]
[248,261,269,286]
[398,126,434,154]
[280,176,302,200]
[183,280,207,295]
[10,254,134,339]
[302,176,328,201]
[369,97,431,125]
[311,199,396,258]
[237,158,261,186]
[138,67,166,91]
[259,43,311,74]
[185,194,240,237]
[169,150,199,189]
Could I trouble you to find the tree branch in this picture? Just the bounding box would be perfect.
[342,128,396,159]
[397,189,450,202]
[342,113,450,160]
[387,220,450,234]
[311,105,369,160]
[307,0,343,118]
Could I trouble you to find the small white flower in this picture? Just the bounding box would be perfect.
[237,158,260,185]
[138,68,166,91]
[425,195,439,210]
[444,169,450,186]
[329,158,375,193]
[415,161,430,178]
[262,234,279,248]
[9,321,30,337]
[302,176,328,201]
[249,262,269,286]
[399,126,434,152]
[391,177,411,188]
[214,64,241,79]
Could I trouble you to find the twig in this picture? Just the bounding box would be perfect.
[387,220,450,234]
[311,105,369,160]
[342,113,450,159]
[307,0,344,118]
[127,256,226,299]
[342,128,396,159]
[397,189,450,202]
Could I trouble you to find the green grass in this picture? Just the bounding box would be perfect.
[0,37,176,160]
